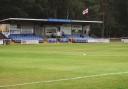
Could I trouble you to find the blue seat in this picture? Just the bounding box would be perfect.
[72,38,87,43]
[60,38,69,43]
[47,38,57,43]
[9,34,44,42]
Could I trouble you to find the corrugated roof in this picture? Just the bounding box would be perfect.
[0,18,103,24]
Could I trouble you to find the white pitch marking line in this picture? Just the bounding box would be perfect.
[0,72,128,88]
[85,55,128,57]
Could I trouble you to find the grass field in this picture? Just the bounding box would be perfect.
[0,43,128,89]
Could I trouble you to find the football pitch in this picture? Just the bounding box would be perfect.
[0,43,128,89]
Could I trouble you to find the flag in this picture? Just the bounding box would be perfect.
[82,8,88,15]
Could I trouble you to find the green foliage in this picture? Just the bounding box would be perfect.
[0,0,127,37]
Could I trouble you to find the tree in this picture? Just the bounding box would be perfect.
[0,0,127,37]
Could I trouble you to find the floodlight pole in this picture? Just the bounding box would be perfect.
[102,13,105,38]
[101,0,105,38]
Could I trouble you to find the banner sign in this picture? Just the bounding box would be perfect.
[121,39,128,43]
[87,39,110,43]
[48,19,71,23]
[21,40,39,44]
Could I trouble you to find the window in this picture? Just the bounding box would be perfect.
[17,24,21,29]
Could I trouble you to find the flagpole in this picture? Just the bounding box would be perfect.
[66,9,69,19]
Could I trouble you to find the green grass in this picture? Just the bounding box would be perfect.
[0,43,128,89]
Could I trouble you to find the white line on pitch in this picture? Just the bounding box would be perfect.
[83,54,128,56]
[0,71,128,88]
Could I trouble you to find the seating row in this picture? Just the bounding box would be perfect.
[9,34,43,42]
[8,34,94,43]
